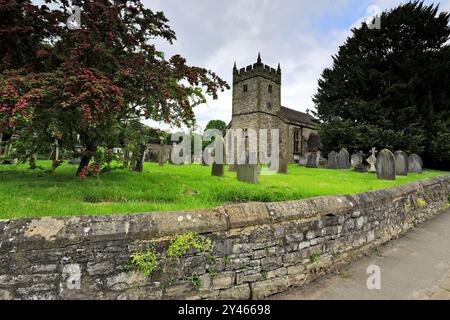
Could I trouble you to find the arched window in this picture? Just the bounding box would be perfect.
[268,85,273,93]
[243,84,248,93]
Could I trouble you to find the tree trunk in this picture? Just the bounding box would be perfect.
[76,153,93,176]
[134,144,147,173]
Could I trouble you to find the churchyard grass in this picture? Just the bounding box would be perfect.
[0,161,448,220]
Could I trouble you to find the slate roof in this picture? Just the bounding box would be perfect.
[279,106,318,127]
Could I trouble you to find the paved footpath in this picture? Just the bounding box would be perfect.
[269,209,450,300]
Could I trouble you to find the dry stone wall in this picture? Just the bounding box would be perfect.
[1,176,449,300]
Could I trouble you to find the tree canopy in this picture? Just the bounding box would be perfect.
[0,0,229,174]
[313,1,450,169]
[205,120,227,133]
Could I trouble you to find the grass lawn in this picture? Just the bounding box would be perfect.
[0,161,448,220]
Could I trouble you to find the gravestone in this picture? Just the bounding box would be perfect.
[278,158,289,174]
[327,151,338,169]
[408,154,423,174]
[237,165,259,184]
[366,147,378,173]
[376,149,396,180]
[337,148,351,169]
[306,152,318,168]
[352,152,366,172]
[158,144,164,167]
[318,153,328,168]
[298,156,307,166]
[394,151,408,176]
[351,153,363,167]
[211,163,224,177]
[307,133,321,153]
[228,164,236,172]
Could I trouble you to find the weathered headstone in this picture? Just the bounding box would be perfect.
[337,148,351,169]
[306,152,318,168]
[408,154,423,174]
[327,151,338,169]
[237,165,259,184]
[318,152,328,168]
[211,163,224,177]
[278,158,289,174]
[298,156,307,166]
[307,133,321,153]
[351,153,363,167]
[366,147,378,173]
[394,151,408,176]
[376,149,396,180]
[158,142,164,167]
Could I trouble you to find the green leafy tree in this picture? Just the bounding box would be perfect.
[0,0,229,175]
[203,119,227,150]
[313,1,450,169]
[205,120,227,132]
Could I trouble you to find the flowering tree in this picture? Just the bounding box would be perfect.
[0,0,229,175]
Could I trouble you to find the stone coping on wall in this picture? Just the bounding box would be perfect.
[1,175,449,253]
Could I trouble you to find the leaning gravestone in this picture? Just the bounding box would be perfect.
[211,163,224,177]
[408,154,423,174]
[376,149,396,180]
[337,148,351,169]
[394,151,408,176]
[237,165,259,184]
[327,151,338,169]
[306,152,318,168]
[278,158,289,174]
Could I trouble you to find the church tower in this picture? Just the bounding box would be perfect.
[229,53,318,165]
[232,53,282,119]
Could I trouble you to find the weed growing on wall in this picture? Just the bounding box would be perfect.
[166,232,213,259]
[130,245,159,277]
[185,273,201,291]
[127,232,214,279]
[309,251,321,264]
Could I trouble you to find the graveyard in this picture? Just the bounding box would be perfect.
[1,0,449,303]
[0,159,447,220]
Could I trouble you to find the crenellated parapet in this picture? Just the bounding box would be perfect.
[233,53,281,84]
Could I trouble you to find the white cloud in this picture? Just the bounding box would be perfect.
[33,0,450,131]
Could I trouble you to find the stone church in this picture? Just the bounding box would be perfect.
[228,54,318,163]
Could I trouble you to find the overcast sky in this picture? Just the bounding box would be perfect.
[144,0,450,131]
[34,0,450,131]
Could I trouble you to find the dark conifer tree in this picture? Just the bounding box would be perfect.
[314,1,450,169]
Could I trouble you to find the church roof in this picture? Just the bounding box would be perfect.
[279,107,318,127]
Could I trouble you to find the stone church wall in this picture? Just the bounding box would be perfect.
[1,176,449,300]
